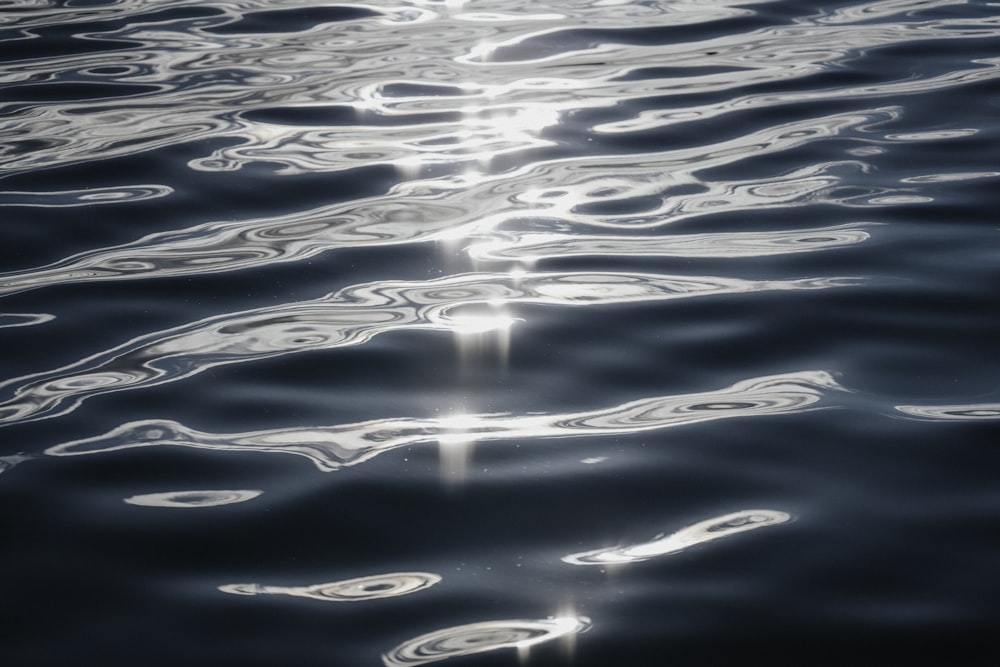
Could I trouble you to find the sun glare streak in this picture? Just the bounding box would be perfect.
[437,412,482,487]
[437,293,519,373]
[438,436,472,487]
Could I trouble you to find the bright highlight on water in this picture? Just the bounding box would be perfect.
[382,616,591,667]
[219,572,442,602]
[3,0,998,663]
[563,509,792,565]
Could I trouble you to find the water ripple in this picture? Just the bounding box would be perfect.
[0,312,54,328]
[0,452,31,476]
[0,107,882,298]
[0,267,852,426]
[563,509,792,565]
[382,616,591,667]
[46,371,845,471]
[2,0,996,187]
[0,185,172,207]
[219,571,441,603]
[896,403,1000,420]
[469,223,872,262]
[3,0,997,662]
[123,488,261,508]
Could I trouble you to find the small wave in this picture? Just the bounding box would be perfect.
[0,313,55,328]
[0,453,31,476]
[219,572,441,602]
[469,223,872,262]
[123,489,261,508]
[1,271,853,427]
[0,185,172,207]
[896,403,1000,420]
[46,371,844,471]
[382,616,591,667]
[563,509,792,565]
[0,107,885,299]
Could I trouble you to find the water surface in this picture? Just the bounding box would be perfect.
[2,0,1000,665]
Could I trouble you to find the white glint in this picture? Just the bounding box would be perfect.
[507,266,529,282]
[447,312,517,336]
[517,640,531,665]
[438,437,472,486]
[394,154,424,180]
[491,106,560,139]
[555,604,581,662]
[437,413,487,434]
[437,413,480,485]
[468,41,497,63]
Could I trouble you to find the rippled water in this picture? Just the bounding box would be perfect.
[2,0,1000,664]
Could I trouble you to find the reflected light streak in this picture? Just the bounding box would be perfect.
[124,489,261,508]
[0,453,31,476]
[0,313,55,329]
[437,412,483,486]
[896,403,1000,420]
[456,103,560,171]
[448,300,518,373]
[0,108,886,300]
[446,311,518,336]
[46,371,846,472]
[220,571,441,602]
[469,223,873,262]
[0,185,173,207]
[2,271,854,427]
[382,616,591,667]
[4,0,999,186]
[563,509,792,565]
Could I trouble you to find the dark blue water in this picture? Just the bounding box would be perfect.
[2,0,1000,664]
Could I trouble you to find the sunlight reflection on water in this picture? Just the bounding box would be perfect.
[3,0,999,663]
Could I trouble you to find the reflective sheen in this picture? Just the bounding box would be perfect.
[1,275,852,426]
[896,403,1000,420]
[219,572,442,602]
[0,313,54,328]
[3,0,997,663]
[123,488,261,508]
[383,616,591,667]
[563,509,792,565]
[0,453,31,476]
[46,371,844,471]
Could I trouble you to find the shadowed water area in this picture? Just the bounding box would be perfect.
[2,0,999,664]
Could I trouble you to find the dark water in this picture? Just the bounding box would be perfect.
[2,0,1000,664]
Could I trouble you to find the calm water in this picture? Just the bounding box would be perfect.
[2,0,1000,664]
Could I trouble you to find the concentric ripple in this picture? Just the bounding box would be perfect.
[382,616,591,667]
[219,572,441,603]
[123,489,261,508]
[563,509,792,565]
